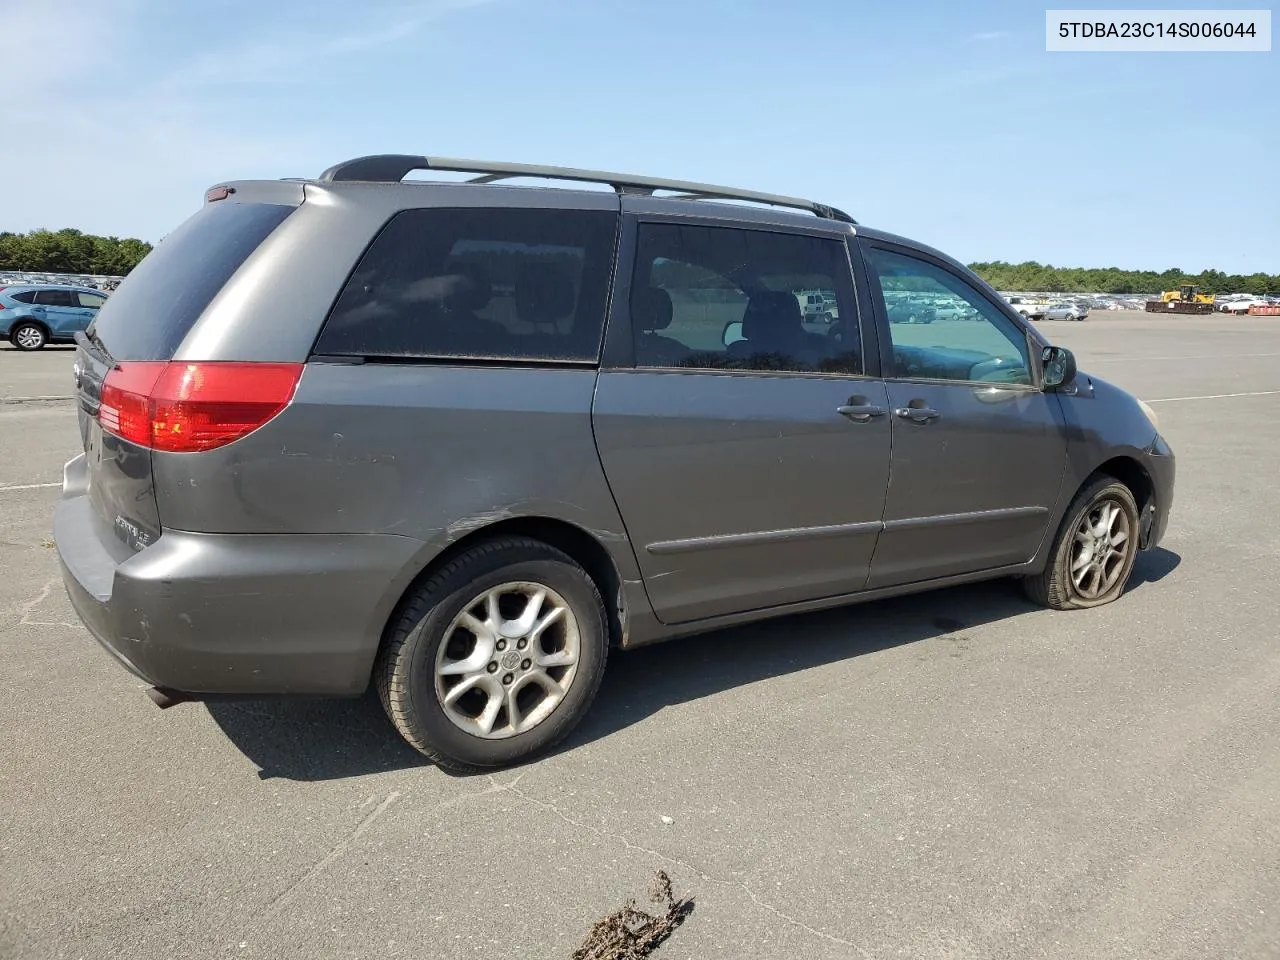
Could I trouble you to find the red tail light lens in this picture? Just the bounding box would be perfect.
[98,362,302,452]
[99,362,166,446]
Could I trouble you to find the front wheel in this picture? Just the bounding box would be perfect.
[1023,478,1140,610]
[10,322,47,351]
[376,536,609,773]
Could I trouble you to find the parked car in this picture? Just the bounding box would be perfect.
[1043,301,1090,321]
[885,297,935,323]
[796,289,838,323]
[927,299,966,321]
[1219,297,1267,314]
[54,155,1175,772]
[1004,295,1048,320]
[0,284,108,350]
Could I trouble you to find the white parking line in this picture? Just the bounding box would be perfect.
[1146,390,1280,403]
[1090,353,1280,363]
[0,481,61,492]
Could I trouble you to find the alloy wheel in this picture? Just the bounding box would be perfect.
[434,581,581,740]
[1069,499,1132,600]
[14,325,45,349]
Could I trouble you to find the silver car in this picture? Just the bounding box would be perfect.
[1043,301,1090,321]
[54,155,1173,771]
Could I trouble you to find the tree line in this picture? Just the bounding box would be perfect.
[0,229,152,277]
[2,227,1276,296]
[968,260,1279,296]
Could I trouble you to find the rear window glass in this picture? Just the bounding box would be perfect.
[314,207,618,363]
[88,201,294,361]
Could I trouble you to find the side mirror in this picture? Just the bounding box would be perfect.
[722,320,745,347]
[1041,345,1077,389]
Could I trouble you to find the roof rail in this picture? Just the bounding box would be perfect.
[316,154,856,224]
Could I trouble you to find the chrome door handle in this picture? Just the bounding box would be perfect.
[837,404,886,422]
[895,406,940,423]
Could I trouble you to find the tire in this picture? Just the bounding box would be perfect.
[1023,477,1141,610]
[10,322,48,351]
[376,536,609,773]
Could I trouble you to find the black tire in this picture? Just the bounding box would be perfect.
[10,321,48,351]
[1023,477,1140,610]
[376,536,609,773]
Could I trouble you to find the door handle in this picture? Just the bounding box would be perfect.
[837,399,886,422]
[895,405,941,423]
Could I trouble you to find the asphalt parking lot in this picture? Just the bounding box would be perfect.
[3,312,1279,960]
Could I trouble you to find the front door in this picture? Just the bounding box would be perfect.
[593,218,891,624]
[859,242,1069,589]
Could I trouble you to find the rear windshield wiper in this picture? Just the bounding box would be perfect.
[74,329,119,369]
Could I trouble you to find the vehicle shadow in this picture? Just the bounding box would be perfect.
[207,547,1180,781]
[1124,545,1180,592]
[206,688,423,782]
[567,546,1182,757]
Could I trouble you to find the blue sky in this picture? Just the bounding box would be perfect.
[6,0,1277,272]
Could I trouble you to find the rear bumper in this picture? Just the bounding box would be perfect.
[55,466,424,697]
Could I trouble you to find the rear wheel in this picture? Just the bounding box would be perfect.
[376,536,609,773]
[10,322,47,351]
[1023,478,1140,610]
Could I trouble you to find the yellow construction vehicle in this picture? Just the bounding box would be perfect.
[1145,284,1215,315]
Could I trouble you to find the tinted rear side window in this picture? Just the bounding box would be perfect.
[9,291,37,304]
[314,207,618,362]
[88,201,295,361]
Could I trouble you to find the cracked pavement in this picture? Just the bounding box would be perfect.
[3,317,1280,959]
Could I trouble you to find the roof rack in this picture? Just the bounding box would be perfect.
[316,154,856,224]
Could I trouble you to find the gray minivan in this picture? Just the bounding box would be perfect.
[54,156,1175,772]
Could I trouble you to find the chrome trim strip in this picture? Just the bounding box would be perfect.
[647,519,883,555]
[882,505,1048,532]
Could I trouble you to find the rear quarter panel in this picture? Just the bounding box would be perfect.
[150,362,644,576]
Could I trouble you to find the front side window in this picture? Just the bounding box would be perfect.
[866,247,1032,386]
[315,207,618,362]
[629,222,860,375]
[77,292,107,309]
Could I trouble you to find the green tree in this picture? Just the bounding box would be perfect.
[0,228,152,275]
[968,260,1279,295]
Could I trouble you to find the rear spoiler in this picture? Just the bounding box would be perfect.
[202,180,306,208]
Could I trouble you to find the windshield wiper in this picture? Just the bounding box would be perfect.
[74,328,119,369]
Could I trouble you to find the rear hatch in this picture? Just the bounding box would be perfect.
[73,197,297,553]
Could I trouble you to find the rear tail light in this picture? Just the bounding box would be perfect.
[97,362,302,452]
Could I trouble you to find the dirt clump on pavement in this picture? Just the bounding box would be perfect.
[570,870,694,960]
